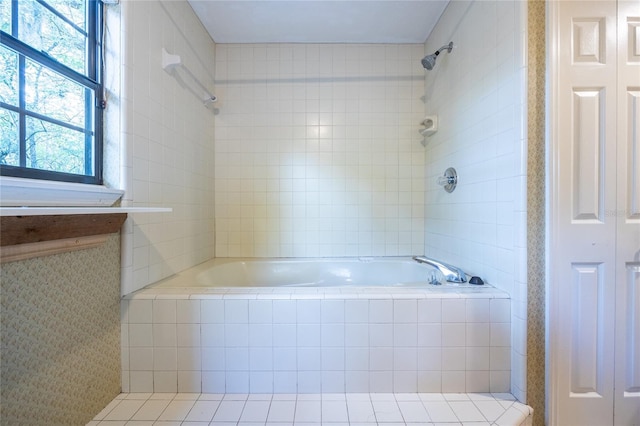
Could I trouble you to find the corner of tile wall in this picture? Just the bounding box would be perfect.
[423,0,527,401]
[115,0,216,295]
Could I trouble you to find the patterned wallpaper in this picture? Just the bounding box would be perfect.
[526,0,546,425]
[1,234,122,425]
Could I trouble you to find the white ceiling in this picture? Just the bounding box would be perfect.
[187,1,449,44]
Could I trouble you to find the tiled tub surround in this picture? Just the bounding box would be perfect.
[122,286,511,394]
[214,44,426,258]
[421,0,528,401]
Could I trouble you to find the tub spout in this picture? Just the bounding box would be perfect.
[413,256,467,283]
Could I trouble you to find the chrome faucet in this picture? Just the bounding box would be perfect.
[413,256,467,283]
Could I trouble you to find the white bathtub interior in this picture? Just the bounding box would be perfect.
[149,257,491,288]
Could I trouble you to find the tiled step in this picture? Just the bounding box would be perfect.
[88,392,532,425]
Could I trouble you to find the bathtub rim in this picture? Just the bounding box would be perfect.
[126,256,508,300]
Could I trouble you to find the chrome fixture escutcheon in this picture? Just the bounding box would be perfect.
[436,167,457,193]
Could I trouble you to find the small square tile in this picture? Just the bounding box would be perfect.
[394,300,417,323]
[240,400,271,422]
[177,300,201,323]
[398,401,430,422]
[466,323,490,347]
[154,371,178,393]
[177,324,201,347]
[178,370,202,393]
[129,300,153,323]
[441,371,466,393]
[202,371,226,393]
[212,400,245,422]
[474,400,506,422]
[417,371,442,393]
[441,323,465,347]
[153,299,177,323]
[490,299,511,323]
[321,323,345,346]
[225,323,249,346]
[294,400,321,422]
[448,401,485,422]
[225,371,250,393]
[422,401,458,423]
[130,347,153,371]
[394,370,418,392]
[322,400,348,422]
[273,300,297,323]
[131,399,171,421]
[156,399,196,421]
[417,299,442,323]
[345,370,369,393]
[369,300,393,323]
[321,300,345,323]
[466,371,490,393]
[153,323,177,347]
[441,347,465,370]
[154,347,177,370]
[249,300,273,323]
[201,300,225,323]
[129,371,154,393]
[466,299,490,322]
[129,324,153,347]
[102,399,146,421]
[250,371,274,393]
[369,371,392,392]
[347,400,376,422]
[441,300,466,323]
[466,347,490,370]
[321,370,346,393]
[394,323,418,346]
[297,300,321,323]
[372,400,403,422]
[345,300,369,323]
[267,400,296,422]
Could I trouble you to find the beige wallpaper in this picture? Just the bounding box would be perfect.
[1,234,122,425]
[526,0,546,424]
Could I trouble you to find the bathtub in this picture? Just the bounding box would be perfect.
[123,257,511,394]
[150,257,479,288]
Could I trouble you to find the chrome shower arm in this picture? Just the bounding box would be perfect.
[435,42,453,55]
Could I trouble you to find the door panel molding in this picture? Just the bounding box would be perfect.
[572,89,606,222]
[570,263,605,395]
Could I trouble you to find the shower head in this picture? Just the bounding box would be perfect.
[421,42,454,70]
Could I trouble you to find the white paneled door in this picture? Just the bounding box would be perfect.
[550,1,640,425]
[615,2,640,424]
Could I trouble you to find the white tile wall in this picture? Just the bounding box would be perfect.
[214,44,426,257]
[105,0,216,295]
[423,0,527,401]
[122,294,510,394]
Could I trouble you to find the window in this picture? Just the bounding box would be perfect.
[0,0,103,184]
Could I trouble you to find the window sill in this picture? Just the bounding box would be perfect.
[0,207,172,216]
[0,176,125,207]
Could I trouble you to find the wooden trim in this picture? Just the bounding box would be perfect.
[1,235,109,263]
[0,213,127,246]
[0,213,126,262]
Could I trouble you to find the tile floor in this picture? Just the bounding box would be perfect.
[88,393,532,426]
